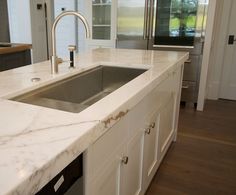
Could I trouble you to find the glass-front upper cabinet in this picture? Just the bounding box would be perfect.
[92,0,112,40]
[84,0,116,50]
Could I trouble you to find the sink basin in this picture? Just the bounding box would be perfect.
[12,66,147,113]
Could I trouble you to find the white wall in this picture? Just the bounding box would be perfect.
[7,0,54,63]
[7,0,32,44]
[31,0,54,63]
[54,0,77,58]
[46,0,55,57]
[206,0,232,100]
[77,0,86,53]
[30,0,49,63]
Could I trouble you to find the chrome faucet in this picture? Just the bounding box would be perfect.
[51,11,90,74]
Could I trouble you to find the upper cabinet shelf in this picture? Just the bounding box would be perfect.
[92,0,112,3]
[92,24,111,27]
[92,3,111,6]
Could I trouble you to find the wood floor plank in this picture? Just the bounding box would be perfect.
[178,132,236,147]
[178,100,236,144]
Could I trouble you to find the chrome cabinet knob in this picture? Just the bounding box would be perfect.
[150,122,155,128]
[121,156,129,164]
[145,127,151,135]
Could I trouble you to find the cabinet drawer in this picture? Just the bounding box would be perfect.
[181,81,198,103]
[183,55,200,81]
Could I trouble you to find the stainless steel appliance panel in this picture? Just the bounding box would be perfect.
[117,0,149,49]
[36,154,83,195]
[181,81,198,103]
[183,55,200,81]
[116,0,208,106]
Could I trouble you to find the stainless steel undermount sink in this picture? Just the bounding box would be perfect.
[12,66,147,113]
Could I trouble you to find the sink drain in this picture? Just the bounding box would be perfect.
[31,77,41,82]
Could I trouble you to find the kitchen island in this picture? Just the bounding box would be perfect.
[0,48,188,195]
[0,42,31,72]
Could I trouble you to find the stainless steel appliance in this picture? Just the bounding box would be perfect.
[116,0,208,107]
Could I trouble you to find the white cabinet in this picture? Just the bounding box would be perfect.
[158,95,175,162]
[84,115,128,195]
[142,111,160,193]
[156,67,183,163]
[84,114,144,195]
[84,65,184,195]
[88,145,123,195]
[121,130,144,195]
[84,0,117,50]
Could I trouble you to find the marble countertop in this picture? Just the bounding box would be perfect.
[0,48,188,195]
[0,42,32,55]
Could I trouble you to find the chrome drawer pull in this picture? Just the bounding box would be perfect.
[150,122,155,128]
[182,85,189,89]
[121,156,129,165]
[145,127,151,135]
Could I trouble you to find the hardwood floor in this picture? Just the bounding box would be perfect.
[145,100,236,195]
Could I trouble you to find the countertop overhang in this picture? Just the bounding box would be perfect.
[0,48,188,195]
[0,42,32,55]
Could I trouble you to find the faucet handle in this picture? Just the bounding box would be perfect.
[68,45,76,68]
[68,45,76,52]
[56,57,64,64]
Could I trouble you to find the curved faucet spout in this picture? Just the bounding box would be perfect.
[51,11,90,74]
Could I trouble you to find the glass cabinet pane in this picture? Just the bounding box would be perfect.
[154,0,198,46]
[92,0,112,40]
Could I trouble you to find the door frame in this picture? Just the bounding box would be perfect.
[30,0,54,63]
[197,0,217,111]
[205,0,235,102]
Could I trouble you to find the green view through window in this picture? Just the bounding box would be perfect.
[154,0,198,46]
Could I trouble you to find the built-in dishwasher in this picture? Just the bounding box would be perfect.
[36,154,83,195]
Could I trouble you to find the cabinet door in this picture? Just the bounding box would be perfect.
[84,115,129,195]
[142,111,160,192]
[89,145,124,195]
[121,130,144,195]
[158,94,175,161]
